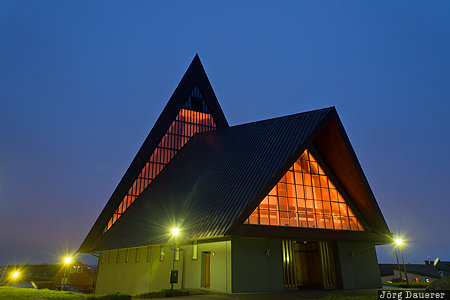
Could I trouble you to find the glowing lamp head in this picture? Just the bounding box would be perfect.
[64,257,72,264]
[12,272,19,278]
[171,228,180,236]
[395,238,403,246]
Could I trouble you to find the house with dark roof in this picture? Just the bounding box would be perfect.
[0,260,94,291]
[379,263,450,284]
[79,55,392,294]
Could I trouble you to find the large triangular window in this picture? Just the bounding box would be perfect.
[245,149,364,231]
[105,86,216,232]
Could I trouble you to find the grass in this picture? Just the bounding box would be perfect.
[0,287,131,300]
[318,296,377,300]
[0,286,410,300]
[382,281,429,287]
[135,289,190,298]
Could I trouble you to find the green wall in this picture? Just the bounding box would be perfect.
[335,241,382,289]
[231,238,284,292]
[183,240,231,292]
[95,241,231,294]
[95,245,183,294]
[94,238,382,294]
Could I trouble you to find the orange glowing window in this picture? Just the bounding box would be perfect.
[245,149,364,231]
[104,89,217,232]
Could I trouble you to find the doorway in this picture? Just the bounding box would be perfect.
[202,251,211,288]
[282,240,338,288]
[293,241,323,287]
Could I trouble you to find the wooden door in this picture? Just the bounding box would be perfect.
[294,241,323,288]
[203,252,211,288]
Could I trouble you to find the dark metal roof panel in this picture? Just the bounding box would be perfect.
[91,108,333,251]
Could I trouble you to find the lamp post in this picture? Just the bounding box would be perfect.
[12,271,19,287]
[61,256,72,290]
[395,238,409,285]
[170,228,180,290]
[393,245,403,281]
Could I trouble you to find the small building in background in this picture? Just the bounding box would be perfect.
[0,259,94,292]
[53,259,96,292]
[379,262,450,284]
[379,264,395,282]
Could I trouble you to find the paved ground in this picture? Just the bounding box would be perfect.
[133,288,380,300]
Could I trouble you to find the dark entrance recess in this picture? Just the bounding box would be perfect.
[282,240,337,289]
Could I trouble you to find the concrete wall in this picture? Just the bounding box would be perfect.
[231,238,284,292]
[336,241,381,289]
[183,240,231,293]
[95,238,381,294]
[95,245,183,294]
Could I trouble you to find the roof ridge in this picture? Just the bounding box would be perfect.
[229,107,334,130]
[193,107,335,138]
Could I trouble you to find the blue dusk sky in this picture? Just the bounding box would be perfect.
[0,1,449,265]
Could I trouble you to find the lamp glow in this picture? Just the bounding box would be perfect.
[171,228,180,236]
[12,272,19,278]
[64,257,72,264]
[395,238,403,246]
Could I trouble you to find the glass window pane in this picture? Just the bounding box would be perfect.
[304,186,313,199]
[316,213,325,228]
[244,149,364,232]
[330,189,338,202]
[321,188,330,201]
[269,210,279,226]
[333,216,343,230]
[288,211,298,227]
[288,197,297,211]
[286,184,295,198]
[278,196,288,211]
[294,171,303,185]
[260,197,269,210]
[260,209,269,225]
[296,185,305,198]
[312,175,320,186]
[279,211,289,226]
[268,186,277,196]
[303,173,312,186]
[312,186,321,199]
[268,196,278,210]
[285,171,295,184]
[249,209,259,224]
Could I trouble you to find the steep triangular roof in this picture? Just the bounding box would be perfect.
[80,107,390,253]
[79,55,228,253]
[232,109,390,241]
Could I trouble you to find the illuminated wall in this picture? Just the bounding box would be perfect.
[245,150,363,231]
[106,87,216,232]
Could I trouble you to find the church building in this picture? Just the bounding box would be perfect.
[79,55,391,294]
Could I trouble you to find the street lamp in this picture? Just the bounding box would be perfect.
[171,228,180,236]
[12,271,19,287]
[394,238,409,285]
[170,228,180,290]
[61,256,72,290]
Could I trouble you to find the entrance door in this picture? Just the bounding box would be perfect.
[294,241,323,287]
[202,252,211,288]
[283,240,338,289]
